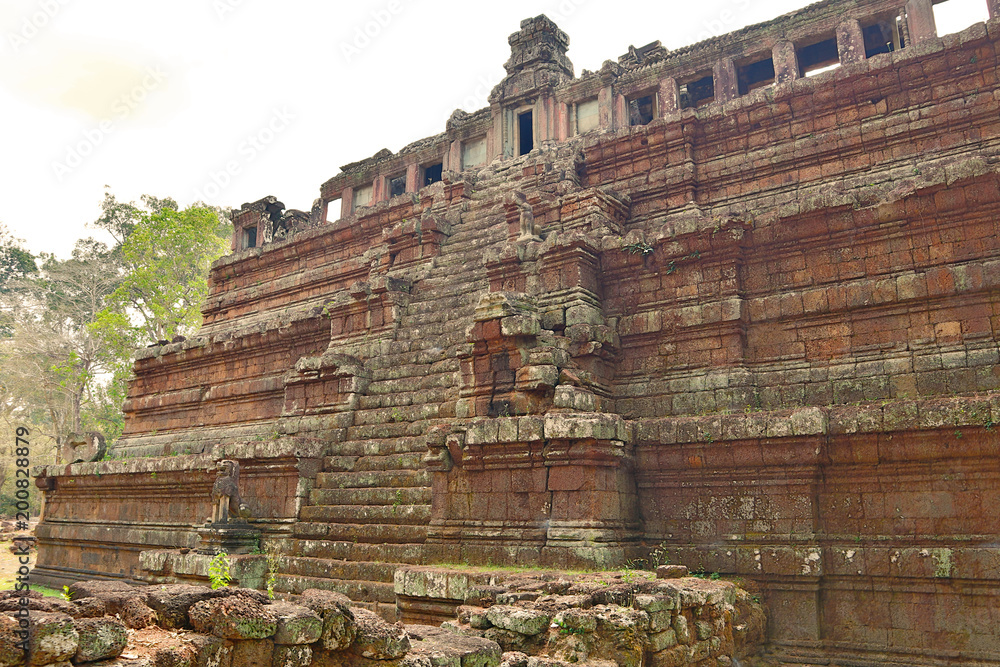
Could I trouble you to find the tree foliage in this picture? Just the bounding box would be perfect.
[98,204,229,343]
[0,192,231,482]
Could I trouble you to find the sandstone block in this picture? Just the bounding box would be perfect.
[551,609,596,634]
[269,603,322,645]
[26,612,78,666]
[230,638,274,667]
[119,599,157,630]
[0,613,26,667]
[484,607,551,637]
[407,625,501,667]
[646,628,678,651]
[349,608,410,660]
[672,614,690,645]
[656,565,688,579]
[72,616,127,663]
[457,606,491,630]
[271,644,311,667]
[298,589,356,652]
[188,597,277,640]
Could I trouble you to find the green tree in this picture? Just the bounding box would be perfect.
[0,239,120,442]
[96,203,229,344]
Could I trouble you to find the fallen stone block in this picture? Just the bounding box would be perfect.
[0,613,26,667]
[484,607,550,637]
[297,590,355,651]
[73,616,127,663]
[406,625,501,667]
[189,597,277,640]
[269,603,322,645]
[349,609,410,660]
[147,586,265,630]
[26,612,78,666]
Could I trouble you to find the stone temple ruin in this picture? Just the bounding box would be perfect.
[31,0,1000,664]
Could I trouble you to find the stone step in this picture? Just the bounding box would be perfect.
[322,453,428,475]
[365,373,455,392]
[274,573,396,605]
[357,388,450,411]
[315,469,430,490]
[324,438,427,461]
[289,538,426,564]
[346,451,424,473]
[292,521,427,544]
[299,504,430,525]
[278,555,397,583]
[345,423,412,440]
[310,486,431,506]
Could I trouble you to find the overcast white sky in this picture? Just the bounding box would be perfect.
[0,0,990,258]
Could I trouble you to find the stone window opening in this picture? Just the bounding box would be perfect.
[679,74,715,109]
[862,17,907,57]
[797,36,840,77]
[242,226,257,250]
[352,184,373,212]
[324,197,341,222]
[389,173,407,198]
[628,93,655,126]
[423,162,443,186]
[737,57,776,95]
[518,110,535,155]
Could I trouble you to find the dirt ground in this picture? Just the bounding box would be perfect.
[0,537,57,596]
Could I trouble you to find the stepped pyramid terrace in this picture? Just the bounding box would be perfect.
[33,0,1000,664]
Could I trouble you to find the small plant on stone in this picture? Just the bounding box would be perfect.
[390,408,404,422]
[554,617,585,635]
[265,547,281,600]
[61,586,72,601]
[208,551,232,590]
[647,542,670,569]
[620,239,654,256]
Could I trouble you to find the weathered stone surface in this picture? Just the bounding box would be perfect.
[0,613,26,667]
[297,590,355,651]
[26,612,78,666]
[188,597,277,640]
[269,603,322,645]
[119,599,157,630]
[230,638,273,667]
[655,566,688,580]
[68,581,136,601]
[406,625,501,667]
[73,616,128,663]
[483,608,550,637]
[71,598,109,619]
[0,599,75,616]
[349,609,410,660]
[271,644,311,667]
[148,586,266,630]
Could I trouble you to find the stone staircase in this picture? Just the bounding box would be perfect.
[278,171,514,616]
